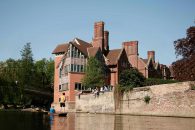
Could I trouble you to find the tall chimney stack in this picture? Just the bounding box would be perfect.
[147,51,155,63]
[123,41,138,56]
[104,31,109,55]
[93,21,104,52]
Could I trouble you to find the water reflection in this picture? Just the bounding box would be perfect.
[0,110,50,130]
[0,111,195,130]
[51,113,195,130]
[50,113,75,130]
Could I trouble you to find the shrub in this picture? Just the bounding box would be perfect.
[144,95,151,104]
[119,68,145,89]
[144,78,178,86]
[191,85,195,90]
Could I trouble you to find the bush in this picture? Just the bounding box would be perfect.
[144,78,178,86]
[191,85,195,90]
[144,95,151,104]
[119,68,145,89]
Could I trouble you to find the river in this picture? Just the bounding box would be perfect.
[0,111,195,130]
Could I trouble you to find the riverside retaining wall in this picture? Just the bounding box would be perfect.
[76,92,115,113]
[76,81,195,117]
[118,81,195,117]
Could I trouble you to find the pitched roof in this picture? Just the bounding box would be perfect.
[52,43,69,54]
[52,38,92,56]
[106,49,122,65]
[71,38,92,56]
[87,47,100,57]
[141,58,148,64]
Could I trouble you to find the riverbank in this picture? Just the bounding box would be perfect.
[0,106,48,113]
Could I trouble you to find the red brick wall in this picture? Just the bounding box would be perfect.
[110,71,117,86]
[104,31,109,54]
[69,72,85,102]
[147,51,155,63]
[53,55,63,103]
[123,41,138,55]
[93,21,104,51]
[138,58,148,78]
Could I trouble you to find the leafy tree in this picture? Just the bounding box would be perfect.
[34,58,54,88]
[0,43,54,108]
[20,42,34,86]
[82,57,105,89]
[119,68,145,90]
[45,58,54,87]
[0,59,23,107]
[172,26,195,81]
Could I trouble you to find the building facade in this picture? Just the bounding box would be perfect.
[52,21,170,109]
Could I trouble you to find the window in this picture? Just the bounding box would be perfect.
[64,65,68,73]
[74,64,77,72]
[59,85,61,91]
[59,68,62,78]
[59,83,69,91]
[71,64,74,72]
[75,83,82,90]
[81,65,84,72]
[77,65,80,72]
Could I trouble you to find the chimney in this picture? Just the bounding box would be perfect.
[93,21,104,52]
[123,41,138,56]
[147,51,155,62]
[104,31,109,54]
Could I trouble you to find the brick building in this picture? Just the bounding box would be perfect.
[52,21,170,109]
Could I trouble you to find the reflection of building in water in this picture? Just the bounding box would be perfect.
[49,113,195,130]
[50,113,75,130]
[75,113,115,130]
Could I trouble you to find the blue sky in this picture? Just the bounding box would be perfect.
[0,0,194,65]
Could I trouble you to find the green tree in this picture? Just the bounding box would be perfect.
[0,59,23,107]
[34,58,54,88]
[82,57,105,89]
[20,42,34,87]
[45,58,54,87]
[119,68,145,90]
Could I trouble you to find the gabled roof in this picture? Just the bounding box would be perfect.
[106,49,122,65]
[52,38,92,56]
[87,47,100,57]
[155,62,160,70]
[52,43,69,54]
[71,38,92,56]
[141,58,148,64]
[56,54,66,68]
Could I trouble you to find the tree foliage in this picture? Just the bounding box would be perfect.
[172,26,195,81]
[82,57,105,89]
[20,42,34,86]
[119,68,145,90]
[174,27,195,58]
[34,58,54,88]
[0,43,54,108]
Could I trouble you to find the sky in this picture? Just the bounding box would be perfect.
[0,0,195,65]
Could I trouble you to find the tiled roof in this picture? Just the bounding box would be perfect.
[71,38,92,56]
[106,49,122,65]
[87,47,100,57]
[139,58,148,66]
[52,43,69,54]
[52,38,92,56]
[142,58,148,64]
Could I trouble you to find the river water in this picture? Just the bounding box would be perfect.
[0,111,195,130]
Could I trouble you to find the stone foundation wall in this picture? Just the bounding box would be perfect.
[75,82,195,117]
[76,92,115,113]
[118,81,195,117]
